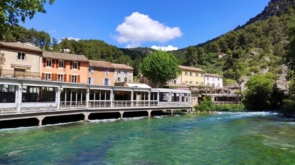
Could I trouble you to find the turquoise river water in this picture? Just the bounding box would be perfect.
[0,112,295,164]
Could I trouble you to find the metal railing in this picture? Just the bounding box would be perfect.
[60,101,87,109]
[88,100,111,108]
[20,102,57,112]
[0,69,40,78]
[213,101,241,104]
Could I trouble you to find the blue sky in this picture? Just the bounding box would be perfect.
[20,0,270,50]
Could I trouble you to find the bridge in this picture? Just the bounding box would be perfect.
[0,77,192,126]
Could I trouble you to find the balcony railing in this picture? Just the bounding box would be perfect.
[0,69,40,78]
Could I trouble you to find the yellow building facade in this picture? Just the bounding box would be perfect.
[168,65,205,86]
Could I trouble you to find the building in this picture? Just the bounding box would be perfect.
[113,63,133,83]
[41,52,89,83]
[168,65,205,86]
[88,60,115,86]
[204,73,223,88]
[0,42,42,78]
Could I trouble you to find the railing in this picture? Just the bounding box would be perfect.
[0,100,192,114]
[21,103,57,112]
[214,101,241,104]
[60,101,87,109]
[0,69,40,78]
[88,100,111,108]
[158,101,191,107]
[1,107,17,114]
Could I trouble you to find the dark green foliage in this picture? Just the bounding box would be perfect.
[242,75,274,110]
[0,0,55,39]
[2,26,51,50]
[170,1,295,80]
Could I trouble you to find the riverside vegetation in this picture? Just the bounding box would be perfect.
[194,96,245,112]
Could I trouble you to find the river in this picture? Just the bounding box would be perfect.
[0,112,295,164]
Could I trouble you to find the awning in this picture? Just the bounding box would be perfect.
[11,63,31,68]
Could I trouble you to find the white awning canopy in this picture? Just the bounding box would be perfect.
[125,83,151,88]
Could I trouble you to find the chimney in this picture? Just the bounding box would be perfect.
[126,62,129,66]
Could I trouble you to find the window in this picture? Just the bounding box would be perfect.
[104,78,109,85]
[218,83,220,87]
[190,72,192,76]
[190,81,192,84]
[117,77,121,82]
[185,72,188,76]
[185,81,188,84]
[218,78,220,81]
[72,62,78,69]
[201,82,203,85]
[57,74,64,81]
[0,85,16,103]
[46,59,52,67]
[45,73,51,80]
[88,77,93,84]
[196,81,198,84]
[14,68,25,72]
[124,70,127,74]
[58,60,64,68]
[72,75,77,83]
[196,73,199,77]
[207,77,209,80]
[22,86,56,102]
[105,68,109,75]
[124,77,127,82]
[173,80,176,84]
[17,52,25,60]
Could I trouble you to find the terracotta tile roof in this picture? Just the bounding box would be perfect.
[89,60,114,68]
[43,51,88,62]
[204,73,222,78]
[0,42,42,52]
[112,63,133,70]
[179,65,204,72]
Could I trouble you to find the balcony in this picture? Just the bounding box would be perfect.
[0,69,40,78]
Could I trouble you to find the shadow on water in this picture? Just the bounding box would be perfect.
[89,113,120,120]
[42,114,84,125]
[0,118,38,129]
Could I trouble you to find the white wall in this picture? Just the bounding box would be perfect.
[204,76,223,88]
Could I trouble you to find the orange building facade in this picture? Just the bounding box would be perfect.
[88,60,115,86]
[41,52,89,83]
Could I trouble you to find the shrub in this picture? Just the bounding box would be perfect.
[280,99,295,116]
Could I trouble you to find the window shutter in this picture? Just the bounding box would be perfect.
[55,74,58,81]
[64,74,67,82]
[43,59,46,67]
[109,79,111,86]
[78,75,80,83]
[91,77,94,85]
[78,62,80,70]
[56,60,58,68]
[102,78,105,85]
[42,73,45,80]
[64,61,66,68]
[70,62,73,69]
[69,75,72,82]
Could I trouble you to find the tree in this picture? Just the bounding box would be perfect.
[0,0,55,39]
[140,51,180,87]
[185,46,198,66]
[242,75,274,110]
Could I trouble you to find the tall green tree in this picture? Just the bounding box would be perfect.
[0,0,55,39]
[242,75,274,110]
[185,46,198,66]
[140,51,180,87]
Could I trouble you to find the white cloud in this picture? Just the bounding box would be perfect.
[151,45,178,51]
[67,37,81,41]
[115,12,182,47]
[49,29,55,33]
[58,37,81,43]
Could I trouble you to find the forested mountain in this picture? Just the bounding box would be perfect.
[170,0,295,87]
[1,0,295,87]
